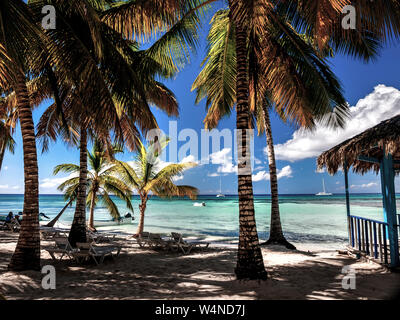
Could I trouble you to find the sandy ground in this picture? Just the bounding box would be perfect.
[0,231,399,300]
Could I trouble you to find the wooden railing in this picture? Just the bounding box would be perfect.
[348,215,389,265]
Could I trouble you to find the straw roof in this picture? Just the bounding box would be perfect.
[317,114,400,175]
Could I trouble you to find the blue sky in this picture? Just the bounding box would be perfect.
[1,4,400,195]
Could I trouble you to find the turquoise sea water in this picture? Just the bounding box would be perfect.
[0,194,397,250]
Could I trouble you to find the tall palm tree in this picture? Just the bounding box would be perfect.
[193,0,400,279]
[0,0,47,271]
[227,0,268,280]
[193,7,376,251]
[29,0,207,246]
[54,140,133,231]
[114,139,198,236]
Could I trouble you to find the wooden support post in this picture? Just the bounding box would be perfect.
[373,222,378,259]
[380,150,400,267]
[344,161,353,246]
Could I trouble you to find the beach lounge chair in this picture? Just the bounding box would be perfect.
[75,242,121,265]
[44,237,78,261]
[170,232,210,254]
[0,219,20,232]
[40,227,68,240]
[87,230,116,244]
[136,232,151,248]
[148,233,176,251]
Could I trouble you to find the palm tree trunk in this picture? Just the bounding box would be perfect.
[8,70,40,271]
[87,193,97,231]
[230,10,267,280]
[261,105,296,250]
[68,126,88,247]
[135,196,147,236]
[46,198,74,228]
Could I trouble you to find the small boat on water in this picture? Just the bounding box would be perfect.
[94,216,134,227]
[193,202,206,207]
[216,177,225,198]
[316,178,333,196]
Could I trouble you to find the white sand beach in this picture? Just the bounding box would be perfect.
[0,232,399,300]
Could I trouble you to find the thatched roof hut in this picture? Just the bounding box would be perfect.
[317,114,400,175]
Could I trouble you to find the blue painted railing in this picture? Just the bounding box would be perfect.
[349,215,389,265]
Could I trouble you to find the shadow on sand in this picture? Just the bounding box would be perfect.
[0,233,399,300]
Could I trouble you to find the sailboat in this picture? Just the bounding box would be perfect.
[216,176,225,198]
[316,178,332,196]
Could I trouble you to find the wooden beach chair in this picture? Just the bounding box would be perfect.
[75,242,121,265]
[170,232,210,254]
[44,237,78,261]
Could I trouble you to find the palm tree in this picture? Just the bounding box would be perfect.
[28,0,207,246]
[0,0,47,271]
[46,195,76,228]
[190,0,400,281]
[114,139,198,236]
[53,140,133,231]
[192,4,354,277]
[229,2,268,280]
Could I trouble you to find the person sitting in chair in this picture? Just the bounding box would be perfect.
[14,215,21,225]
[5,212,13,223]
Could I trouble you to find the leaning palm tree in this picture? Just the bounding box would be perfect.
[46,191,76,228]
[114,139,198,236]
[54,140,133,231]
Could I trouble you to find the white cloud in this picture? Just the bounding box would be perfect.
[3,166,8,171]
[207,148,238,175]
[272,85,400,162]
[181,155,198,164]
[252,165,293,182]
[0,184,21,190]
[207,172,220,177]
[209,148,231,165]
[277,166,293,180]
[40,173,77,189]
[315,168,326,173]
[252,171,269,182]
[172,175,184,182]
[351,182,378,189]
[217,162,237,174]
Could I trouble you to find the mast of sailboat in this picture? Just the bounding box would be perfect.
[322,178,326,193]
